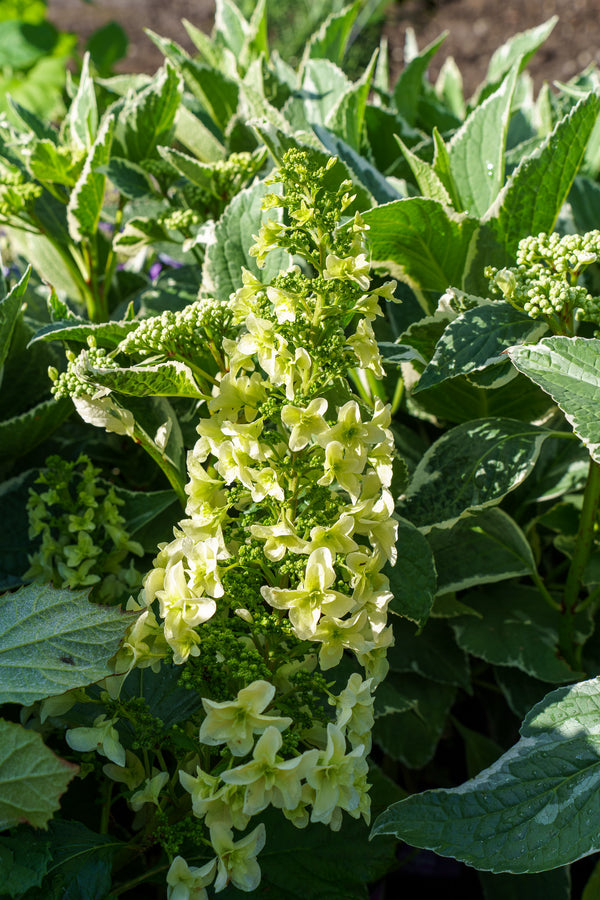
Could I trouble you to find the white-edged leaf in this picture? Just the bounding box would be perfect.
[416,301,548,393]
[427,507,536,594]
[0,583,135,704]
[509,337,600,462]
[447,65,518,217]
[400,418,550,530]
[372,676,600,873]
[67,115,114,243]
[363,197,480,301]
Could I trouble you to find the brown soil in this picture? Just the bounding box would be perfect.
[47,0,600,96]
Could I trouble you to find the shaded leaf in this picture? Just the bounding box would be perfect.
[451,584,580,683]
[0,720,77,830]
[388,618,470,690]
[386,516,437,625]
[372,674,456,768]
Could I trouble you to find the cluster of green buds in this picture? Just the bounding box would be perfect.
[26,454,144,604]
[0,163,43,219]
[180,150,268,221]
[89,149,400,896]
[118,297,236,376]
[486,230,600,334]
[49,336,120,400]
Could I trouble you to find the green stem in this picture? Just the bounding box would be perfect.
[530,569,561,611]
[560,458,600,662]
[133,423,187,509]
[108,862,171,898]
[564,459,600,609]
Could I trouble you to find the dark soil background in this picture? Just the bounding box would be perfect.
[47,0,600,96]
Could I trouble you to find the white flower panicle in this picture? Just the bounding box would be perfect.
[114,149,401,896]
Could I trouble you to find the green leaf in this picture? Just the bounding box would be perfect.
[0,583,135,705]
[220,807,395,900]
[393,32,447,126]
[203,179,289,303]
[447,65,518,216]
[386,516,437,625]
[0,397,72,464]
[453,719,503,779]
[213,0,248,57]
[415,302,548,393]
[302,1,361,67]
[31,820,120,900]
[0,720,77,830]
[66,53,98,150]
[67,114,114,243]
[299,59,351,128]
[509,337,600,464]
[400,418,550,530]
[173,103,226,162]
[485,17,558,85]
[111,64,182,163]
[0,20,58,70]
[87,360,207,399]
[362,197,479,302]
[372,676,600,873]
[451,584,580,683]
[326,51,377,152]
[148,32,238,133]
[0,266,30,372]
[372,674,456,768]
[388,618,470,690]
[490,92,600,259]
[29,318,138,349]
[395,135,453,205]
[85,21,128,77]
[27,139,82,187]
[101,157,154,198]
[0,831,51,897]
[426,508,536,594]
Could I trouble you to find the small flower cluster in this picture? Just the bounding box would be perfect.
[486,230,600,333]
[49,336,120,400]
[26,454,144,603]
[97,150,399,896]
[118,298,235,370]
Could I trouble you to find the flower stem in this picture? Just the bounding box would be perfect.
[560,457,600,663]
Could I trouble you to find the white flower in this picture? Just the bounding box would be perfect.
[66,714,126,766]
[250,513,309,561]
[221,726,319,815]
[281,398,329,452]
[199,680,292,757]
[211,823,266,892]
[166,856,217,900]
[130,771,169,812]
[261,547,353,640]
[306,724,368,826]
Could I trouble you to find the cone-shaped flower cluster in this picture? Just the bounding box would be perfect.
[116,150,400,895]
